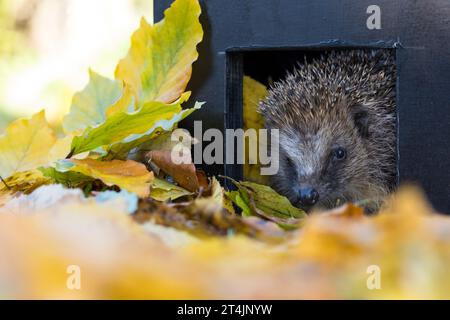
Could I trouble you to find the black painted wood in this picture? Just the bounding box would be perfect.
[224,52,243,188]
[156,0,450,213]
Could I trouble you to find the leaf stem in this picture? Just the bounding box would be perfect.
[66,149,74,159]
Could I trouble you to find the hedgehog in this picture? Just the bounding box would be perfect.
[259,49,396,212]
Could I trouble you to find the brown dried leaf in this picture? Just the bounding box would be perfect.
[146,150,199,192]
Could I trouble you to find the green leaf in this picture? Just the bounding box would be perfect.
[40,167,94,188]
[115,0,203,105]
[227,190,252,217]
[227,179,307,228]
[104,100,202,159]
[63,70,124,135]
[150,178,192,201]
[238,181,306,219]
[69,93,200,155]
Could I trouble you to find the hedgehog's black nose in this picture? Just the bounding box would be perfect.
[299,188,319,206]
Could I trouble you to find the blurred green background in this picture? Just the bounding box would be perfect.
[0,0,153,131]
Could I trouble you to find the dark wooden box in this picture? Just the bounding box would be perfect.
[156,0,450,213]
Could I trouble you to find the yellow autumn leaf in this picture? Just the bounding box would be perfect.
[243,76,269,184]
[243,76,267,131]
[48,134,74,161]
[189,177,229,214]
[0,189,200,299]
[0,111,69,180]
[115,0,203,105]
[0,170,51,207]
[0,170,51,192]
[0,184,449,299]
[59,159,153,197]
[105,84,135,117]
[208,177,225,206]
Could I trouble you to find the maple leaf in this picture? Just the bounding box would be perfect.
[0,111,70,180]
[57,159,153,197]
[115,0,203,105]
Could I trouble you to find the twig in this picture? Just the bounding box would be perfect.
[0,176,10,190]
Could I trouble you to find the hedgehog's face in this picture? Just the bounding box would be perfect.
[271,109,371,211]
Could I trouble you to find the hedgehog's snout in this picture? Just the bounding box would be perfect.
[298,187,320,207]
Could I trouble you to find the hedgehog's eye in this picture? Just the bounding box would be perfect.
[332,147,347,161]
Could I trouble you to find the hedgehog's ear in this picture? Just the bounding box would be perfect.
[353,108,370,138]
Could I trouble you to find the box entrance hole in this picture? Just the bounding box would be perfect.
[225,47,397,192]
